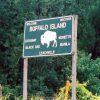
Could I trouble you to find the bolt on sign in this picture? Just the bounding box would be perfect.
[23,16,73,58]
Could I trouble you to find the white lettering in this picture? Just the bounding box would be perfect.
[25,45,34,49]
[60,42,70,46]
[35,45,40,49]
[58,35,71,39]
[60,17,71,21]
[30,24,48,32]
[39,50,55,55]
[50,22,66,30]
[25,39,37,43]
[27,21,37,26]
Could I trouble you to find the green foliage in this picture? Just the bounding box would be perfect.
[78,51,100,95]
[2,85,22,100]
[76,83,98,100]
[0,0,100,99]
[54,82,99,100]
[89,0,100,58]
[28,56,71,96]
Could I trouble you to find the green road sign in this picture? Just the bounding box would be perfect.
[23,15,73,58]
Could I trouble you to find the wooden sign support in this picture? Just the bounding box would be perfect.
[72,15,78,100]
[22,15,78,100]
[23,58,28,100]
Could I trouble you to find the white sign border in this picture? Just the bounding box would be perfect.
[23,15,74,58]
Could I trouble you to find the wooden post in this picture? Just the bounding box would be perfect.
[72,15,78,100]
[23,58,28,100]
[0,84,2,98]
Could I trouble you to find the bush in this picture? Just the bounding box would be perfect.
[76,83,97,100]
[54,82,99,100]
[2,85,22,100]
[77,51,100,95]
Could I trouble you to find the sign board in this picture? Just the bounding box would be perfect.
[22,15,78,100]
[23,16,73,58]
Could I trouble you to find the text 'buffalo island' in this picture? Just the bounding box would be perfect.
[24,20,72,55]
[29,22,66,32]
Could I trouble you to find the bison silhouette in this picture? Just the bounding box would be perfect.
[41,31,57,48]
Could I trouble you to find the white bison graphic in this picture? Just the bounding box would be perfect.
[41,31,57,48]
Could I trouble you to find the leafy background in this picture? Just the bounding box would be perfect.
[0,0,100,99]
